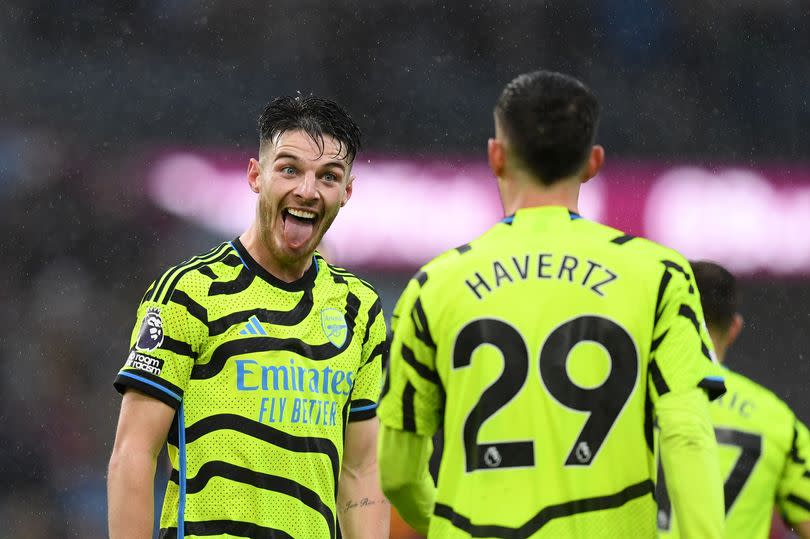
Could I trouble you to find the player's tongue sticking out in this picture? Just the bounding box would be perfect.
[283,210,316,249]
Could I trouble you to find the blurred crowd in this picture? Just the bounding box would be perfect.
[3,0,809,158]
[0,145,187,536]
[1,1,809,537]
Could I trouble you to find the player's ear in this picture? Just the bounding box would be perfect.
[582,145,605,184]
[726,313,744,348]
[247,158,261,193]
[341,175,354,207]
[488,138,506,178]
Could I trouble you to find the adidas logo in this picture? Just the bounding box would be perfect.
[239,315,268,336]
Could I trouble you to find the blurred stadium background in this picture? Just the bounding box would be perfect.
[2,1,809,537]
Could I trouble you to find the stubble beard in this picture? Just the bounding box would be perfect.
[256,194,340,267]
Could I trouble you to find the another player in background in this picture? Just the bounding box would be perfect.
[376,70,727,538]
[107,96,389,538]
[657,261,810,538]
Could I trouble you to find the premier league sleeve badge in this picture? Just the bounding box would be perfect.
[136,307,165,351]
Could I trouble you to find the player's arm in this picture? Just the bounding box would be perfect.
[377,274,443,535]
[657,387,724,538]
[378,424,434,535]
[652,259,726,538]
[777,419,810,538]
[337,295,391,538]
[337,417,390,539]
[109,278,202,538]
[108,389,175,539]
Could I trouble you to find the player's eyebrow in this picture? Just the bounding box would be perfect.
[274,152,304,163]
[273,153,347,171]
[320,160,348,172]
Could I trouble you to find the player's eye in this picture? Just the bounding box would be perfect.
[323,172,338,182]
[281,166,297,176]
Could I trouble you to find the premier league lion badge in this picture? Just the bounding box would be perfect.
[136,307,164,351]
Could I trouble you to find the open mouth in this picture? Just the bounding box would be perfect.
[282,208,318,248]
[283,208,318,224]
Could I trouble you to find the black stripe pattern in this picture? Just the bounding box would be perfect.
[161,336,198,360]
[360,298,383,353]
[160,520,295,539]
[433,479,654,538]
[401,344,440,385]
[196,265,218,280]
[643,389,655,453]
[206,288,314,336]
[402,382,416,432]
[792,423,806,465]
[191,293,361,379]
[697,377,726,400]
[172,461,334,538]
[678,304,713,362]
[153,244,232,305]
[788,493,810,512]
[650,330,668,354]
[183,413,340,482]
[222,253,245,267]
[149,244,226,303]
[648,359,670,397]
[654,260,691,326]
[411,298,436,349]
[611,233,635,245]
[170,289,208,327]
[326,263,375,290]
[208,264,256,296]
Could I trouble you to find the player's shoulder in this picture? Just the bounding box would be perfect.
[320,256,381,303]
[406,240,481,291]
[584,222,695,284]
[586,220,690,267]
[724,367,795,418]
[141,241,238,306]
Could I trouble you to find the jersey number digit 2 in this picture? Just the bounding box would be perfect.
[453,316,638,472]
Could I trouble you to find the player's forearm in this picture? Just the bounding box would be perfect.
[108,448,158,539]
[658,388,725,539]
[378,425,434,535]
[336,459,390,539]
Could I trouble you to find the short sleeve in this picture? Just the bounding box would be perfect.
[348,297,387,422]
[377,274,443,436]
[113,282,206,408]
[649,259,726,404]
[778,419,810,526]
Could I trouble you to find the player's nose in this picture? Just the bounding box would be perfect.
[293,171,318,200]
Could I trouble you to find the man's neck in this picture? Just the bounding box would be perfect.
[500,173,582,216]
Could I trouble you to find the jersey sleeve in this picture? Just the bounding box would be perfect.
[348,297,387,422]
[113,280,207,408]
[377,274,443,436]
[778,419,810,526]
[649,259,726,404]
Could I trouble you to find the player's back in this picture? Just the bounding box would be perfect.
[404,206,720,538]
[658,367,810,538]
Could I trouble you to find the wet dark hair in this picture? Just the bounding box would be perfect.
[690,260,739,331]
[495,70,600,185]
[258,95,362,164]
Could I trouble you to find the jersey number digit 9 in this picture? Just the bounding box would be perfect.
[452,316,639,472]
